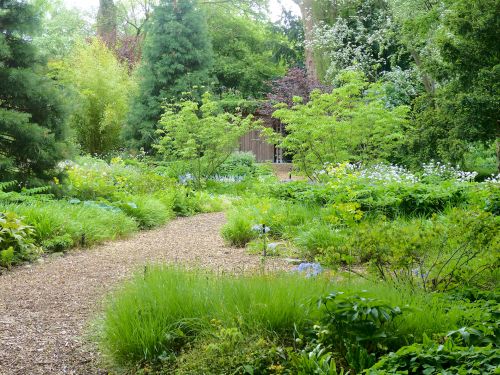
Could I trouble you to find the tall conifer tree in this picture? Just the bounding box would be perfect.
[0,0,69,183]
[124,0,213,150]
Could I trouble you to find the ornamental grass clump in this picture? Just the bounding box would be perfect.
[99,266,332,368]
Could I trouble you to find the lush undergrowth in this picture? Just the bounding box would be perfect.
[0,201,138,252]
[2,153,498,373]
[222,163,500,292]
[98,266,499,374]
[0,156,229,269]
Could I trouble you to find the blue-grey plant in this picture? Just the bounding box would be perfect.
[293,262,323,278]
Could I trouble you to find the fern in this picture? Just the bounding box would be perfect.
[0,181,17,191]
[21,186,51,195]
[0,181,53,203]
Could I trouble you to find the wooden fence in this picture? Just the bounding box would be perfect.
[239,128,276,162]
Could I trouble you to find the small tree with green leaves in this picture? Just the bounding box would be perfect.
[155,93,255,187]
[264,71,409,179]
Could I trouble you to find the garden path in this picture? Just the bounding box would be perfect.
[0,212,289,375]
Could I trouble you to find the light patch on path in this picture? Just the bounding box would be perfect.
[0,212,289,374]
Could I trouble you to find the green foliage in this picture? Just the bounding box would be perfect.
[355,209,499,291]
[221,213,257,247]
[169,187,200,217]
[266,71,409,177]
[206,5,286,98]
[175,330,285,375]
[271,9,305,68]
[125,0,213,150]
[312,0,412,81]
[64,157,175,200]
[32,0,90,60]
[0,211,41,267]
[0,246,15,268]
[291,285,490,374]
[223,168,498,291]
[0,180,53,204]
[291,344,344,375]
[216,152,257,177]
[1,200,137,252]
[295,223,343,260]
[55,39,133,154]
[468,182,500,216]
[343,284,472,345]
[313,291,403,372]
[367,338,500,374]
[113,194,172,229]
[463,142,498,179]
[267,181,332,205]
[0,0,70,182]
[393,0,500,169]
[155,93,254,187]
[99,266,331,368]
[317,162,469,217]
[97,260,495,374]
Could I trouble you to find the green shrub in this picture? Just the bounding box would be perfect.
[260,202,318,239]
[64,156,175,200]
[313,292,404,372]
[216,151,257,177]
[268,181,332,205]
[193,191,232,213]
[0,181,54,204]
[290,344,344,375]
[0,246,15,268]
[0,212,41,267]
[41,233,74,252]
[221,214,257,247]
[353,209,499,291]
[171,187,201,217]
[205,178,262,196]
[295,223,343,260]
[99,266,331,368]
[337,282,478,345]
[293,285,486,373]
[155,93,254,188]
[468,182,500,215]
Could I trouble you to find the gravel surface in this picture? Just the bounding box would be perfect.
[0,212,290,375]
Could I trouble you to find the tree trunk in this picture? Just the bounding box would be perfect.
[297,0,318,82]
[410,49,435,95]
[496,121,500,174]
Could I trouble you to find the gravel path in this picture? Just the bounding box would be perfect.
[0,212,289,375]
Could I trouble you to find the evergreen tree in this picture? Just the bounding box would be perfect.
[0,0,69,183]
[124,0,213,150]
[97,0,118,46]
